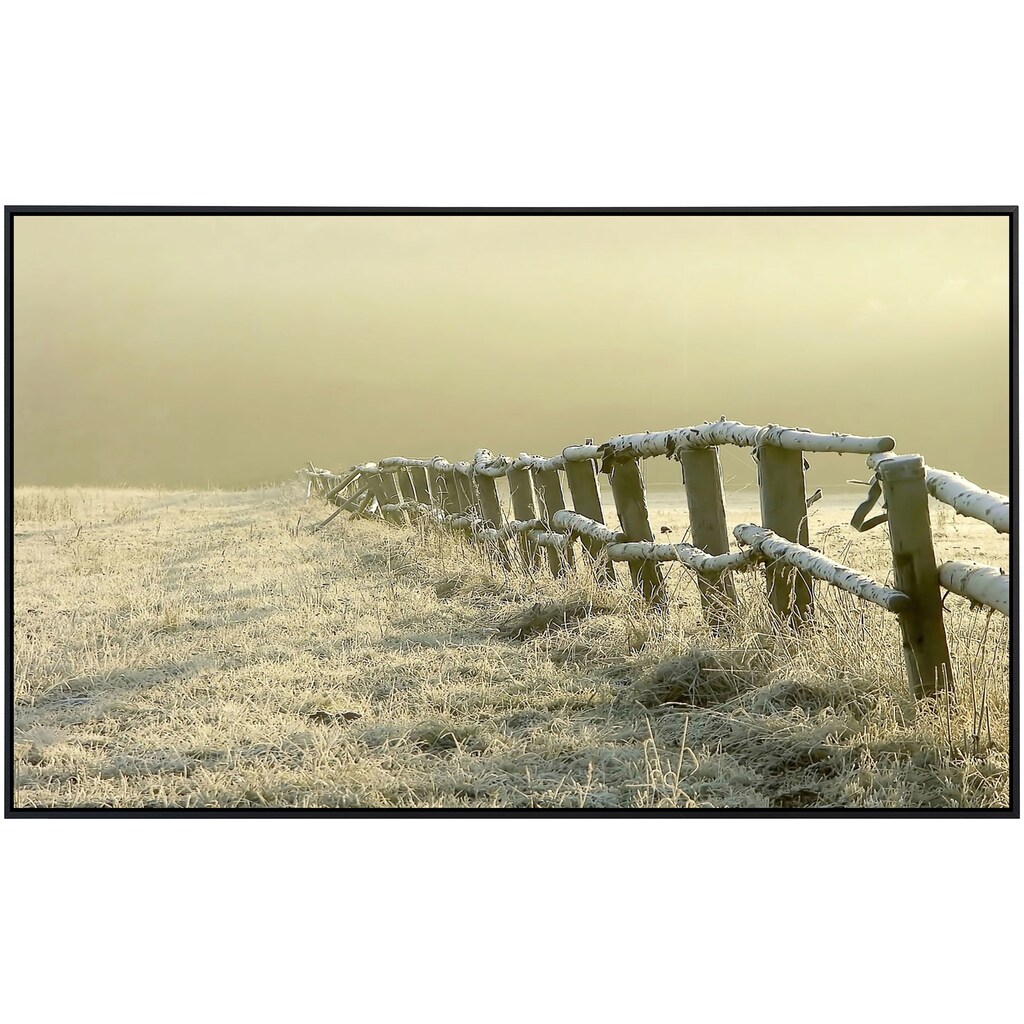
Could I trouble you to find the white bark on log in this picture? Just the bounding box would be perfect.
[561,444,603,463]
[442,512,483,530]
[604,542,756,573]
[511,452,567,472]
[471,449,515,477]
[938,561,1010,616]
[499,518,546,539]
[379,457,442,471]
[528,529,573,550]
[734,524,910,612]
[354,463,381,476]
[551,510,625,545]
[867,453,1010,534]
[570,420,895,462]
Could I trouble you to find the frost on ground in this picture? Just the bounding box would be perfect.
[12,484,1011,809]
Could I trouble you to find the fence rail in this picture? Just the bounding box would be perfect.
[300,417,1011,699]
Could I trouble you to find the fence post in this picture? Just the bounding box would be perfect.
[876,454,953,698]
[427,468,458,515]
[453,473,476,514]
[757,444,814,624]
[679,445,737,627]
[473,471,513,569]
[534,468,575,576]
[563,447,616,584]
[395,469,417,505]
[409,467,431,506]
[607,458,666,607]
[365,471,405,526]
[508,467,543,571]
[377,471,408,526]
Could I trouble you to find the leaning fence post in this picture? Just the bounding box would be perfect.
[679,445,737,626]
[756,444,814,624]
[607,457,666,607]
[534,468,574,576]
[508,466,543,571]
[364,469,403,526]
[563,444,616,584]
[875,454,954,698]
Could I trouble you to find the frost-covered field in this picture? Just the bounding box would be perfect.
[12,482,1010,809]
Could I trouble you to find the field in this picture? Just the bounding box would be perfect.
[11,481,1012,809]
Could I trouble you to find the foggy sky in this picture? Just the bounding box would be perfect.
[13,214,1011,493]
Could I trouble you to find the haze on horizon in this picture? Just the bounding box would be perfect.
[13,214,1012,495]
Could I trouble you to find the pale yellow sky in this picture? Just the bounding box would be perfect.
[13,214,1012,492]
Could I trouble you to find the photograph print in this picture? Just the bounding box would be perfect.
[7,208,1016,814]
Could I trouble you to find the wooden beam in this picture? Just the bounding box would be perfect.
[938,560,1010,617]
[757,444,813,625]
[734,525,909,613]
[876,454,954,698]
[563,456,617,584]
[679,446,737,627]
[409,466,431,505]
[507,467,543,571]
[473,471,513,569]
[395,469,417,503]
[374,471,408,527]
[534,467,574,576]
[427,467,459,515]
[607,458,666,607]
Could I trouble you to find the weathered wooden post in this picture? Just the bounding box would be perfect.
[875,454,954,698]
[425,467,444,509]
[409,466,431,505]
[453,471,476,514]
[756,444,813,624]
[607,458,666,607]
[534,468,574,576]
[427,467,459,515]
[563,444,616,584]
[508,467,543,571]
[679,445,737,626]
[395,469,417,505]
[325,468,362,503]
[363,468,405,527]
[376,470,408,526]
[473,471,513,570]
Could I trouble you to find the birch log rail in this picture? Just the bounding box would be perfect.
[937,561,1011,617]
[734,524,910,613]
[301,416,1010,698]
[867,452,1011,534]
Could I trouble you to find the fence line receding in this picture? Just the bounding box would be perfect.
[300,417,1010,700]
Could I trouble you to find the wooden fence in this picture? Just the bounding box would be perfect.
[300,418,1011,699]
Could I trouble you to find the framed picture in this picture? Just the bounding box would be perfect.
[6,206,1016,815]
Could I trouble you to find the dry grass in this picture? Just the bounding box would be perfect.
[11,482,1011,809]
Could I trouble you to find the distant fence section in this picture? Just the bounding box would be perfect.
[300,418,1011,699]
